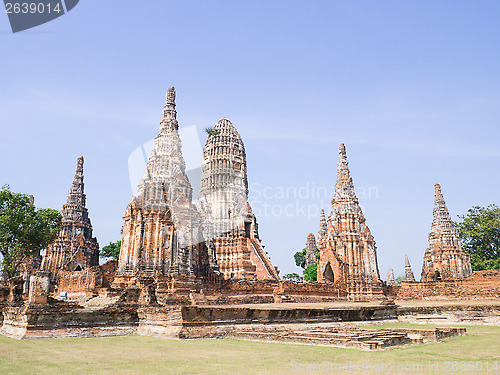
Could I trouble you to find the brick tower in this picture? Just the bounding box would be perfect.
[117,88,210,277]
[421,184,472,281]
[317,144,382,299]
[305,233,318,268]
[41,157,99,273]
[197,118,279,280]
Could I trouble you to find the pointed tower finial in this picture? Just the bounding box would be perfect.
[338,143,347,167]
[404,254,416,281]
[432,183,450,224]
[334,143,357,201]
[66,156,85,207]
[161,86,178,131]
[429,183,459,245]
[405,254,411,267]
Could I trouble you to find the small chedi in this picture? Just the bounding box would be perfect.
[197,118,279,280]
[117,87,211,278]
[41,157,99,273]
[421,184,473,281]
[317,144,382,298]
[386,268,395,286]
[304,233,317,268]
[404,254,416,282]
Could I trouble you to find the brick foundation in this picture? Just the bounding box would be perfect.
[397,269,500,300]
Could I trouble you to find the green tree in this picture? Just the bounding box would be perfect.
[101,240,121,260]
[455,204,500,271]
[303,263,317,282]
[0,185,61,279]
[395,275,404,285]
[204,127,220,136]
[294,248,306,269]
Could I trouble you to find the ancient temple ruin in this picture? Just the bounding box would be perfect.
[317,144,382,298]
[117,87,211,277]
[41,157,99,273]
[304,233,318,268]
[197,118,279,280]
[421,184,473,281]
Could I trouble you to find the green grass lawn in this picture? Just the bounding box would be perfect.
[0,323,498,374]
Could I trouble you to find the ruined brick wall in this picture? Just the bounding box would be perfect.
[203,279,350,304]
[277,280,348,302]
[57,266,105,293]
[397,269,500,300]
[382,284,400,298]
[100,260,117,286]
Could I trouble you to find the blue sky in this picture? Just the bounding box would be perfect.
[1,1,499,279]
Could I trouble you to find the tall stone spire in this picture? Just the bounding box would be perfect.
[197,117,279,280]
[118,88,209,276]
[305,233,318,268]
[41,157,99,273]
[136,87,193,212]
[421,184,472,281]
[318,209,327,240]
[404,254,416,281]
[317,144,382,299]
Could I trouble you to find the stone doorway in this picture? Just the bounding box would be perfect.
[244,222,251,238]
[324,262,334,282]
[433,270,442,281]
